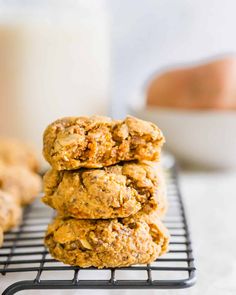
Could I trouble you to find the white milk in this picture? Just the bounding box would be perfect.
[0,1,110,153]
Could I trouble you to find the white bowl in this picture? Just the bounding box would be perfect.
[130,105,236,170]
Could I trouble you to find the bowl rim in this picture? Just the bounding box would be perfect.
[129,103,236,116]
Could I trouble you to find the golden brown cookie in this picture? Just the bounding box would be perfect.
[0,190,22,232]
[142,164,168,217]
[45,211,169,268]
[0,163,42,205]
[0,227,3,247]
[0,138,40,172]
[42,162,167,219]
[43,116,164,170]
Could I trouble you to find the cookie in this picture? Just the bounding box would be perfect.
[43,116,164,170]
[0,227,3,247]
[0,163,42,205]
[0,138,40,172]
[143,164,168,217]
[0,190,22,232]
[45,211,169,268]
[42,162,167,219]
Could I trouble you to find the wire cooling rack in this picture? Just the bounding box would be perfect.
[0,161,196,294]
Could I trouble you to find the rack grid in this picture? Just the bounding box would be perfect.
[0,163,196,294]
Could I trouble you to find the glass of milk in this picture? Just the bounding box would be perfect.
[0,0,110,153]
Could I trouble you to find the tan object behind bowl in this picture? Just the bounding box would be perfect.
[147,57,236,110]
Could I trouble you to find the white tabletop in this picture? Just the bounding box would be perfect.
[1,168,236,295]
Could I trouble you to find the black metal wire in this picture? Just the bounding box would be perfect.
[0,164,196,294]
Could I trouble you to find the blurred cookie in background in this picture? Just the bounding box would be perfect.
[0,138,40,172]
[0,138,42,248]
[0,190,22,232]
[0,162,42,205]
[0,227,3,247]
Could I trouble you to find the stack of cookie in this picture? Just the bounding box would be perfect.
[0,139,42,247]
[42,116,170,268]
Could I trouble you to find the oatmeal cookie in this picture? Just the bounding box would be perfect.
[43,116,164,170]
[42,162,167,219]
[45,211,169,268]
[142,164,168,217]
[0,163,42,205]
[0,227,3,247]
[0,138,40,172]
[0,190,22,232]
